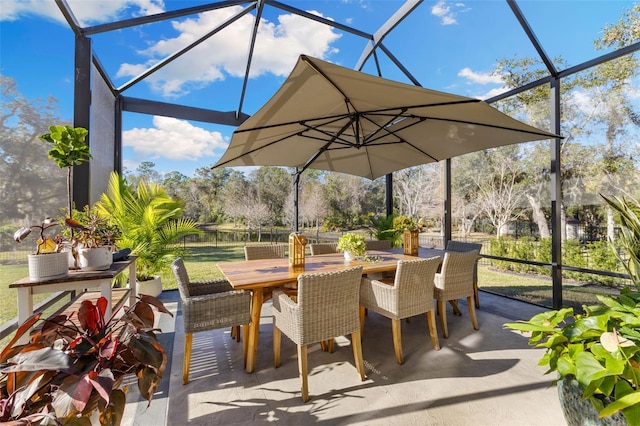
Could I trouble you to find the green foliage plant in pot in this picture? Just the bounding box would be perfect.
[64,206,119,271]
[14,217,68,281]
[368,214,400,247]
[95,172,202,296]
[39,125,92,268]
[504,194,640,425]
[337,232,366,261]
[0,294,173,424]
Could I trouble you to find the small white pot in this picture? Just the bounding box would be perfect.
[78,247,113,271]
[136,276,163,297]
[344,251,356,261]
[28,252,69,282]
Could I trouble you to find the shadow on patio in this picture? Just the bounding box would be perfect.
[123,290,565,425]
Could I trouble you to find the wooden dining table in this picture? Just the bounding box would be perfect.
[217,248,446,373]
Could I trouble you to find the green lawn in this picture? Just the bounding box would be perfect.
[478,265,616,311]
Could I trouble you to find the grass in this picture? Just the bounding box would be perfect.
[478,265,617,312]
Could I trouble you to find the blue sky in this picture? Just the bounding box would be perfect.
[0,0,633,178]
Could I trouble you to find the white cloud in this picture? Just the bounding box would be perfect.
[431,1,468,26]
[122,116,228,161]
[116,7,341,97]
[458,67,503,85]
[0,0,164,24]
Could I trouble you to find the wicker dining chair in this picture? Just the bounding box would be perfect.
[272,266,365,402]
[433,250,480,338]
[446,241,483,308]
[309,242,339,255]
[243,244,286,260]
[365,239,392,251]
[171,257,251,384]
[360,257,441,364]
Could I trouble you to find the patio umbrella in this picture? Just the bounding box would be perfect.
[213,55,561,180]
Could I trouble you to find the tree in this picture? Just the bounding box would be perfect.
[125,161,162,190]
[0,74,66,224]
[251,166,291,225]
[299,180,329,237]
[470,147,527,237]
[222,170,250,227]
[491,4,640,242]
[323,173,367,229]
[393,164,440,220]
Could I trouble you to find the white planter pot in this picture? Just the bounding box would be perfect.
[78,247,113,271]
[28,252,69,282]
[136,276,163,297]
[344,251,356,261]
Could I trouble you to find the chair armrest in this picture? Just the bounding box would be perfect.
[360,277,397,311]
[188,279,234,296]
[272,288,299,315]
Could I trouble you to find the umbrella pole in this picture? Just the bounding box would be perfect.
[385,174,393,217]
[294,168,300,232]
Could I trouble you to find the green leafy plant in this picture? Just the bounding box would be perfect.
[95,172,201,281]
[63,206,119,250]
[392,215,418,232]
[39,125,92,220]
[505,292,640,423]
[602,194,640,289]
[368,214,399,243]
[337,233,366,257]
[505,194,640,423]
[0,294,173,425]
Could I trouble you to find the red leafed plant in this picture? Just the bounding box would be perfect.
[0,294,173,425]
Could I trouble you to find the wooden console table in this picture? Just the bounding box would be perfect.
[10,256,137,341]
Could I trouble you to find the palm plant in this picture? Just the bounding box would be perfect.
[368,214,400,247]
[95,172,201,281]
[602,193,640,289]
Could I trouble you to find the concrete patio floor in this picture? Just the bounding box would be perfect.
[122,290,567,425]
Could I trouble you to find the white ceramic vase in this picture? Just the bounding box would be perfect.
[344,251,356,261]
[78,247,113,271]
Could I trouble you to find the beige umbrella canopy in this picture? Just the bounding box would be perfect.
[213,55,560,180]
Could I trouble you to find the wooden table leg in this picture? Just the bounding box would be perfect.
[246,288,264,373]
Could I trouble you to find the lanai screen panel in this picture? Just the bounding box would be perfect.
[89,64,116,205]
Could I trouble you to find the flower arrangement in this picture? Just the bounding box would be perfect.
[337,233,366,257]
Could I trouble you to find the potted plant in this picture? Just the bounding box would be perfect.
[14,217,68,281]
[337,232,367,261]
[394,215,419,256]
[64,206,119,271]
[39,125,92,269]
[504,194,640,425]
[96,172,201,296]
[368,214,400,247]
[0,294,172,424]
